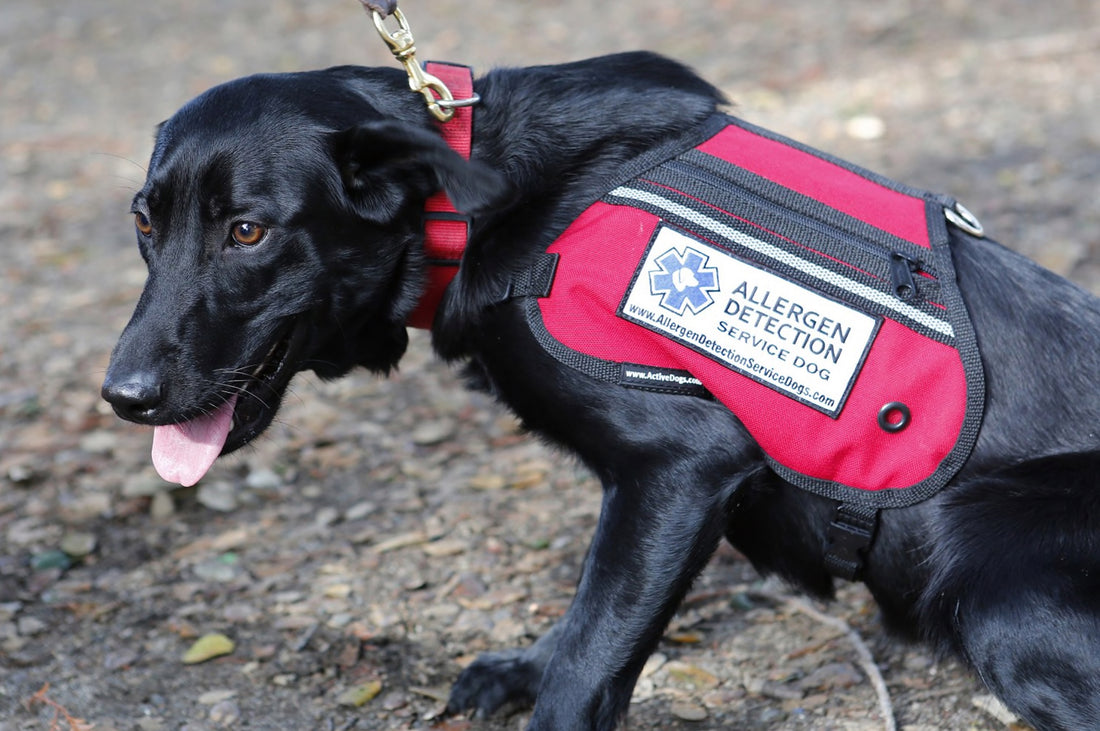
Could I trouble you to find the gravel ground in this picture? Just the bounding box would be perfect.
[2,1,1098,729]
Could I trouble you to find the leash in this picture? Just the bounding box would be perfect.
[360,1,479,328]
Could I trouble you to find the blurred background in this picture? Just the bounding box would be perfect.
[1,1,1097,729]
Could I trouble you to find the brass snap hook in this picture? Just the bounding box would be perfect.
[367,6,479,123]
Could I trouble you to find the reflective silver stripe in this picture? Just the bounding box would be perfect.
[608,186,955,338]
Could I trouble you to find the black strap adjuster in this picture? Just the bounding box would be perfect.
[498,253,559,302]
[824,503,879,581]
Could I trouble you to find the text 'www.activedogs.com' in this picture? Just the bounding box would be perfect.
[619,225,880,416]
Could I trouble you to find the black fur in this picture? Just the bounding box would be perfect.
[102,52,1100,729]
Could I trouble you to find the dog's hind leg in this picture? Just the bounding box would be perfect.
[918,455,1100,731]
[947,583,1100,731]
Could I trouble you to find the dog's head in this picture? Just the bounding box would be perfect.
[101,68,506,485]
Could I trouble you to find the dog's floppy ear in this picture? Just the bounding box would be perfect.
[331,120,511,224]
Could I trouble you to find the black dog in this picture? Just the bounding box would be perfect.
[102,53,1100,730]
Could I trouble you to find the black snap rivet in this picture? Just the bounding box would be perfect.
[877,402,911,433]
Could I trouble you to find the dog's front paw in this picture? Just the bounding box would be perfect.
[446,647,544,718]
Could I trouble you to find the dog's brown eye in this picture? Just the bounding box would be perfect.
[134,212,152,236]
[231,222,267,247]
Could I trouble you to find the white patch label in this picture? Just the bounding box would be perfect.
[618,225,880,416]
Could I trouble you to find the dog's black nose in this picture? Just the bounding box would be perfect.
[101,370,164,423]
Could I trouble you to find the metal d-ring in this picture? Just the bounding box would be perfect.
[945,201,984,238]
[877,402,911,433]
[435,94,481,110]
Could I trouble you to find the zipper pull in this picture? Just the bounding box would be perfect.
[889,253,919,301]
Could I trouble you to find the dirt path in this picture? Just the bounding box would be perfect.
[2,1,1098,729]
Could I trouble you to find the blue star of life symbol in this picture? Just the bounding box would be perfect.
[648,246,720,315]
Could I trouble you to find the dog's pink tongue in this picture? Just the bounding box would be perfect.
[151,395,237,487]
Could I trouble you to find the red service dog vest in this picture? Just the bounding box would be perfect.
[516,115,984,508]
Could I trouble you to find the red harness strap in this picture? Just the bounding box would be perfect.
[406,62,475,330]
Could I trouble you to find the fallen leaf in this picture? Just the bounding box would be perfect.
[665,660,720,690]
[182,633,235,664]
[337,680,382,707]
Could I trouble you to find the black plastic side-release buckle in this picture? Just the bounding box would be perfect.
[824,503,879,581]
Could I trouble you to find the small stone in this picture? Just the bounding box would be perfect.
[222,603,260,624]
[329,613,354,628]
[973,693,1020,725]
[30,550,71,572]
[334,638,361,668]
[631,677,655,703]
[380,691,408,711]
[274,615,317,631]
[123,473,167,497]
[314,507,340,528]
[467,474,507,491]
[489,617,525,644]
[208,699,241,726]
[79,431,117,454]
[702,688,746,709]
[743,673,803,700]
[422,538,466,557]
[344,501,376,521]
[757,707,786,724]
[509,460,551,489]
[669,700,708,721]
[322,583,352,599]
[337,680,383,707]
[244,468,281,491]
[410,419,455,446]
[197,482,238,512]
[845,114,886,141]
[193,559,240,583]
[5,645,53,667]
[7,463,36,484]
[16,616,47,636]
[8,517,58,547]
[103,648,140,671]
[25,567,63,596]
[640,653,667,678]
[799,662,862,691]
[198,690,237,705]
[182,633,235,664]
[60,531,97,558]
[60,492,112,522]
[150,491,175,519]
[371,531,429,554]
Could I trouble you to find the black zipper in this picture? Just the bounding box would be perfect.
[889,252,919,301]
[663,159,927,301]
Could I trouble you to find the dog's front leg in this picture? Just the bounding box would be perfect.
[451,458,745,730]
[526,471,738,729]
[446,618,564,718]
